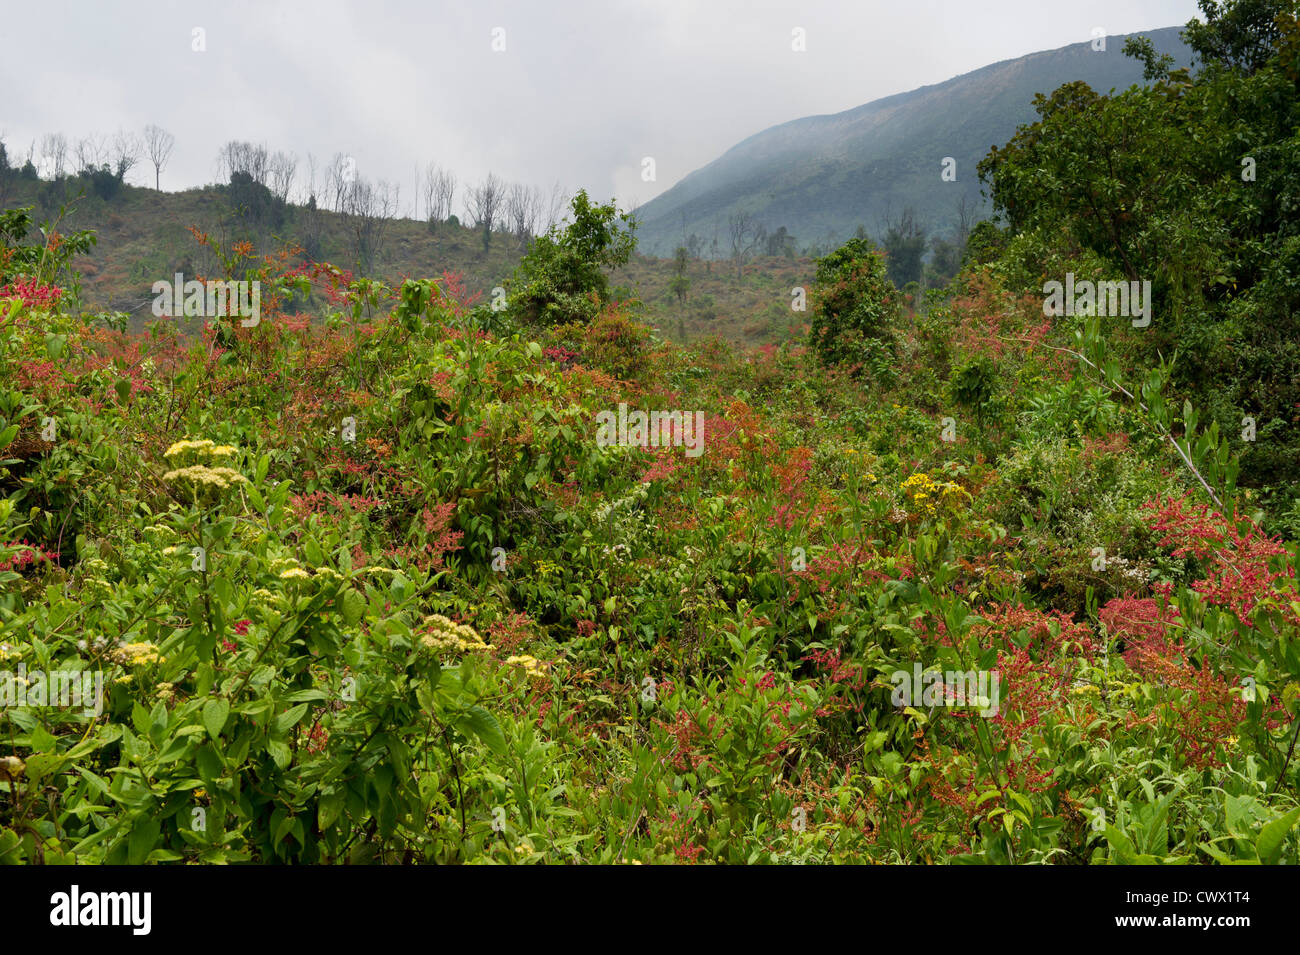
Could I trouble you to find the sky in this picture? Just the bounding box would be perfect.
[1,0,1203,218]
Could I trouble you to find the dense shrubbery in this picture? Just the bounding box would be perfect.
[2,0,1299,865]
[504,189,636,329]
[807,236,898,377]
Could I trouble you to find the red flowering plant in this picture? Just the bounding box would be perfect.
[1129,493,1300,781]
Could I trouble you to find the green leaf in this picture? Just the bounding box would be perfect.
[266,740,292,770]
[202,699,230,740]
[1256,807,1300,865]
[128,817,161,865]
[341,588,366,626]
[318,789,344,831]
[456,706,508,756]
[156,736,192,763]
[273,703,310,735]
[1104,825,1138,865]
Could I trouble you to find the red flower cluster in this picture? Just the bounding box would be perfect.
[1099,596,1181,673]
[0,539,58,572]
[1144,493,1295,624]
[0,277,64,312]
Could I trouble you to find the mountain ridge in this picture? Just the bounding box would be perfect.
[635,26,1194,255]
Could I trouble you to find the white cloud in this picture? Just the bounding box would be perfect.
[1,0,1202,207]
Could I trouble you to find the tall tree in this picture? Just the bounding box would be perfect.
[727,211,762,279]
[467,172,505,254]
[110,128,141,182]
[143,125,175,191]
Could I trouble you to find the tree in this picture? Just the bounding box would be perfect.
[542,181,568,234]
[38,133,68,179]
[765,225,797,258]
[268,151,297,203]
[975,0,1300,489]
[143,125,175,191]
[74,134,107,175]
[466,173,505,254]
[504,181,542,250]
[506,189,637,327]
[0,139,10,206]
[110,128,142,182]
[727,211,762,279]
[423,163,457,226]
[808,236,898,372]
[1183,0,1292,74]
[670,245,691,306]
[324,153,354,212]
[881,207,927,288]
[227,170,284,230]
[217,141,269,187]
[340,175,399,273]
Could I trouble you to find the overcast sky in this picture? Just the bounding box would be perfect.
[2,0,1202,217]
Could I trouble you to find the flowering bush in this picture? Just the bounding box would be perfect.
[2,217,1299,867]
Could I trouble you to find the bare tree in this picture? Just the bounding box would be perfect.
[339,174,399,273]
[954,194,974,248]
[422,162,457,226]
[217,141,270,185]
[39,133,68,179]
[143,124,175,190]
[110,128,142,181]
[74,133,107,174]
[268,150,297,203]
[303,153,320,206]
[543,181,568,234]
[324,153,355,212]
[466,172,505,253]
[503,181,543,249]
[727,211,762,279]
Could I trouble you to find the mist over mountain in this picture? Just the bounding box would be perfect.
[634,26,1192,256]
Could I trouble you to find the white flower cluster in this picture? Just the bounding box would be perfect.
[594,484,653,567]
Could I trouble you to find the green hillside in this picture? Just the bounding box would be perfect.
[634,26,1193,255]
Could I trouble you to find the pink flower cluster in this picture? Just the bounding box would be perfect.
[0,539,58,573]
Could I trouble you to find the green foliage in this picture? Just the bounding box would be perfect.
[4,0,1300,867]
[506,190,637,328]
[976,0,1300,494]
[0,204,98,295]
[807,237,898,373]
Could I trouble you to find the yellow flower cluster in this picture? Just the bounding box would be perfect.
[253,587,287,608]
[0,642,21,662]
[112,641,165,666]
[162,465,250,490]
[900,472,966,515]
[535,559,562,576]
[420,615,493,654]
[504,654,550,685]
[164,439,238,460]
